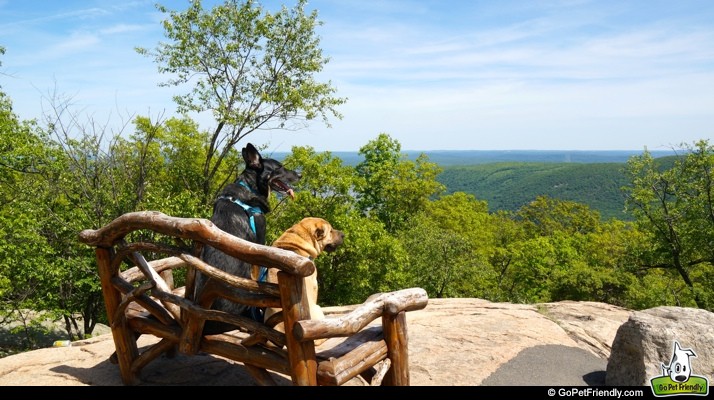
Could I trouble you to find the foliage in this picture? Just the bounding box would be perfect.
[318,214,407,305]
[517,195,601,237]
[438,161,633,220]
[0,85,66,348]
[623,141,714,310]
[120,116,238,217]
[137,0,346,203]
[398,193,497,299]
[355,133,445,232]
[270,145,361,228]
[267,145,408,305]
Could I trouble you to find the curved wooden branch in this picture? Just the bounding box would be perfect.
[78,211,315,277]
[151,289,286,348]
[293,288,428,342]
[107,241,183,280]
[113,242,186,278]
[121,256,186,283]
[370,358,391,386]
[112,277,175,326]
[113,282,155,328]
[131,338,176,374]
[179,253,281,297]
[133,252,181,320]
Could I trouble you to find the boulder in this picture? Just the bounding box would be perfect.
[605,306,714,386]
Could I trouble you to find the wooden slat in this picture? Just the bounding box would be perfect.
[157,290,287,348]
[370,358,391,386]
[201,334,291,376]
[184,241,201,303]
[127,313,181,340]
[315,326,387,386]
[198,280,282,309]
[113,281,154,327]
[131,338,176,374]
[244,364,278,386]
[179,253,281,297]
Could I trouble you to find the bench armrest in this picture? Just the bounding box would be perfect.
[292,288,428,342]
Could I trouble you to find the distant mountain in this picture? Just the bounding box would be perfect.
[271,150,681,220]
[437,162,630,220]
[437,156,679,221]
[273,149,678,166]
[402,149,677,166]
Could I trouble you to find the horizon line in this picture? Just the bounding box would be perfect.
[267,148,682,153]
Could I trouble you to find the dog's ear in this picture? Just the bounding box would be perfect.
[314,226,326,240]
[242,143,262,169]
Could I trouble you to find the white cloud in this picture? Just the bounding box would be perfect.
[100,24,147,35]
[2,0,714,152]
[51,33,101,55]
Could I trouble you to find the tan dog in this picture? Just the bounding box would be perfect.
[252,217,344,340]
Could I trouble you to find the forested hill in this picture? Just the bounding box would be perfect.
[271,150,680,221]
[438,162,630,220]
[438,156,679,221]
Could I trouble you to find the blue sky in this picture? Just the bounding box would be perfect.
[1,0,713,152]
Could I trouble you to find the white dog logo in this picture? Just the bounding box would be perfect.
[661,341,696,383]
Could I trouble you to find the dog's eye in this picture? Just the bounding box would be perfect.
[675,365,681,373]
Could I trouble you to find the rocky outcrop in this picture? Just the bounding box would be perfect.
[5,300,709,387]
[0,299,635,386]
[606,306,714,386]
[407,299,631,386]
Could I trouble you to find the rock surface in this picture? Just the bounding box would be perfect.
[0,298,636,386]
[606,306,714,386]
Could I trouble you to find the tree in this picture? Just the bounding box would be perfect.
[487,211,523,300]
[122,116,240,218]
[355,133,445,232]
[268,146,407,305]
[0,82,59,349]
[501,235,558,303]
[272,145,362,228]
[317,214,407,305]
[398,193,497,299]
[517,195,601,237]
[137,0,346,204]
[623,141,714,310]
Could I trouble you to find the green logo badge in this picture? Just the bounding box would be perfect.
[650,341,709,397]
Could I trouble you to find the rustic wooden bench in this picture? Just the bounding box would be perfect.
[78,211,428,386]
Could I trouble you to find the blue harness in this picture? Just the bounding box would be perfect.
[218,181,268,321]
[219,181,263,236]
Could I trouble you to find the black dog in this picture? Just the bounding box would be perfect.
[195,143,300,334]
